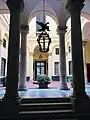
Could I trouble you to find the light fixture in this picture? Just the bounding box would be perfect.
[37,32,51,52]
[36,0,51,52]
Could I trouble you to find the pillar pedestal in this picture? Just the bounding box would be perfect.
[1,96,20,118]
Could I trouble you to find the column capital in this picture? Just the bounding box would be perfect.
[6,0,24,11]
[66,0,85,13]
[57,26,67,34]
[20,25,29,34]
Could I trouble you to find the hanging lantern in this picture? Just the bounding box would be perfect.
[37,32,51,52]
[36,0,51,52]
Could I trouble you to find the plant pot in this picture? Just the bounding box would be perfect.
[39,83,48,88]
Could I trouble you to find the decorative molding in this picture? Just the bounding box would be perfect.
[39,54,43,59]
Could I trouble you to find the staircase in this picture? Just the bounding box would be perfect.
[18,97,77,119]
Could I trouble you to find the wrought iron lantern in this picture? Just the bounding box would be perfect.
[37,31,51,52]
[36,0,51,52]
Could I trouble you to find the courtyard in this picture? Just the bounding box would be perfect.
[0,81,90,99]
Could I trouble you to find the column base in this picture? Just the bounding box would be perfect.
[18,85,27,91]
[70,94,90,113]
[59,84,70,90]
[0,96,20,118]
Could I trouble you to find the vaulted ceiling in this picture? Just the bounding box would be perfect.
[0,0,90,26]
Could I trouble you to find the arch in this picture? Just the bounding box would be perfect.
[82,21,90,40]
[66,13,90,33]
[28,10,58,25]
[28,1,58,25]
[81,12,90,21]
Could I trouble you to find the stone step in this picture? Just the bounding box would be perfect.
[19,109,75,119]
[21,97,70,104]
[20,102,73,111]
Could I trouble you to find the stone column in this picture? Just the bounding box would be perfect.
[18,25,29,91]
[48,52,52,80]
[29,52,33,81]
[65,52,68,76]
[1,0,24,117]
[82,41,87,83]
[66,0,90,113]
[0,39,2,76]
[58,26,69,90]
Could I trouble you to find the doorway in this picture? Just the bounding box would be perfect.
[87,63,90,82]
[35,61,46,80]
[33,45,48,80]
[1,57,6,76]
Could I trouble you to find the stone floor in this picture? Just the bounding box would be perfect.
[0,81,90,98]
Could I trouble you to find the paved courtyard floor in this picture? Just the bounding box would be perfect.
[0,81,90,98]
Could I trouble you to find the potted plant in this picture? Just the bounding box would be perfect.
[66,75,73,88]
[33,74,51,88]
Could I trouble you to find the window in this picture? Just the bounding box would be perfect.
[3,38,6,48]
[69,61,72,75]
[36,16,41,32]
[1,58,6,76]
[36,15,43,36]
[36,15,46,36]
[54,62,59,75]
[55,48,59,55]
[68,46,71,53]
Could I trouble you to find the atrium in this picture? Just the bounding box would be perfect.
[0,0,90,119]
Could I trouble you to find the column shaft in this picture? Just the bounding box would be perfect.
[48,53,52,80]
[19,25,29,91]
[66,0,90,113]
[29,52,33,80]
[71,7,86,97]
[19,33,27,90]
[83,41,87,83]
[58,27,69,90]
[5,9,20,97]
[1,0,24,117]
